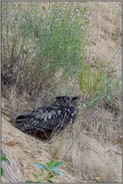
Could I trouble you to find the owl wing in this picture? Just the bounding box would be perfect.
[30,105,64,130]
[15,105,64,133]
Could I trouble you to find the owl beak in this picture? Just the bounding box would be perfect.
[68,97,73,105]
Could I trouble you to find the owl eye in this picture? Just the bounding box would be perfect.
[55,96,78,106]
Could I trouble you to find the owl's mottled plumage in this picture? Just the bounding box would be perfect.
[15,96,79,139]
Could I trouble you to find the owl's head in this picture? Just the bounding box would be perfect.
[54,96,79,107]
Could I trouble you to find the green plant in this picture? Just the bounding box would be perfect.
[2,2,120,110]
[1,154,7,176]
[26,159,64,183]
[2,2,90,98]
[79,61,121,109]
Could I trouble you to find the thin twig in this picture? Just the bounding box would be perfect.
[62,110,93,160]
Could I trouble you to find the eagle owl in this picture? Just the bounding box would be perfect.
[15,96,79,139]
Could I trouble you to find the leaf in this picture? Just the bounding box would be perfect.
[48,173,54,179]
[46,159,55,167]
[32,172,40,179]
[53,161,64,168]
[51,167,59,171]
[1,168,4,176]
[47,178,53,183]
[50,162,64,172]
[34,163,48,170]
[55,171,64,176]
[1,154,7,161]
[34,163,53,172]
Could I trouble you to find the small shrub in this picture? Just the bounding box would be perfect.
[26,159,64,183]
[2,2,91,98]
[78,61,121,109]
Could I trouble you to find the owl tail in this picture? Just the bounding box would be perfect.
[15,113,33,131]
[16,113,32,122]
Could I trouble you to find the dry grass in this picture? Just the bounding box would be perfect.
[86,2,122,70]
[48,4,122,182]
[2,145,25,183]
[48,105,122,182]
[2,84,122,182]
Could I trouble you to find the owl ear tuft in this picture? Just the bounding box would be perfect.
[56,96,66,99]
[72,96,79,100]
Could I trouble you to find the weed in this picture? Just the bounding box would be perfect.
[1,154,8,176]
[26,159,64,183]
[78,61,121,109]
[2,2,90,99]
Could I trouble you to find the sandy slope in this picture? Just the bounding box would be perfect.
[2,97,122,183]
[2,98,77,182]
